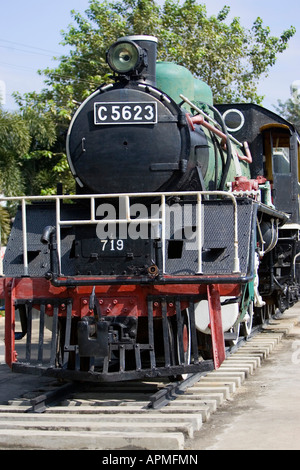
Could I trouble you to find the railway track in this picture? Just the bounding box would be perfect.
[0,313,297,450]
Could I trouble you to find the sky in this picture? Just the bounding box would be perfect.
[0,0,299,112]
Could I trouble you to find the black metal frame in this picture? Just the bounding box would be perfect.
[12,295,215,382]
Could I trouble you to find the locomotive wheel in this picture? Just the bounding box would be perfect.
[167,310,191,380]
[175,310,191,380]
[240,301,254,337]
[227,322,241,346]
[177,310,191,369]
[259,305,266,324]
[56,319,65,368]
[167,318,177,367]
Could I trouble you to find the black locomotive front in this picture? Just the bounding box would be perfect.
[66,35,209,196]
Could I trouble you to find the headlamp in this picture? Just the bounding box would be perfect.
[106,40,146,75]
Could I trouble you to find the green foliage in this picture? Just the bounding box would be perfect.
[275,99,300,132]
[0,107,31,241]
[34,0,295,111]
[9,0,295,200]
[157,1,295,103]
[0,206,11,245]
[13,91,75,196]
[0,107,30,196]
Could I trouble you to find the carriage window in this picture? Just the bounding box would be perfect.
[261,125,292,180]
[273,146,290,174]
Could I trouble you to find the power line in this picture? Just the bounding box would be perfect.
[0,38,105,88]
[0,61,39,73]
[0,44,56,59]
[0,39,98,65]
[0,38,62,56]
[0,61,101,87]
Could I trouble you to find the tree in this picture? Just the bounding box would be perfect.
[35,0,295,112]
[0,107,31,242]
[159,3,295,103]
[275,99,300,133]
[13,91,74,195]
[13,0,296,195]
[0,107,30,197]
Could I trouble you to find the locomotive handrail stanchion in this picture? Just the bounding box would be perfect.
[231,195,240,274]
[55,197,62,275]
[125,195,131,221]
[161,194,166,273]
[197,192,203,274]
[90,196,95,222]
[21,198,28,276]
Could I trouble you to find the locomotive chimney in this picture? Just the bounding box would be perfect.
[123,35,157,86]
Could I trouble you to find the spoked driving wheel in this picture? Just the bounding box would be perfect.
[177,309,191,370]
[175,309,192,380]
[168,309,192,380]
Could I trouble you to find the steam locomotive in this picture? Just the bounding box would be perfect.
[1,35,300,382]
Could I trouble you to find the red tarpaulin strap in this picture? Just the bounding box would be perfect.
[207,284,226,368]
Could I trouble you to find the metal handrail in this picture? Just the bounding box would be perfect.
[0,190,240,277]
